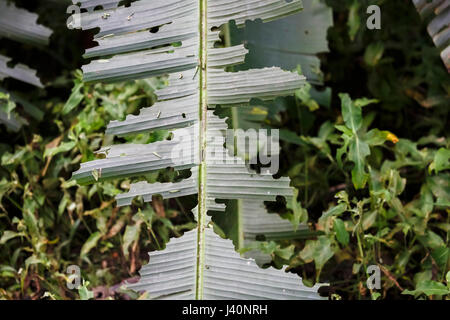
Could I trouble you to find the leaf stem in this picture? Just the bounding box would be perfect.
[196,0,208,300]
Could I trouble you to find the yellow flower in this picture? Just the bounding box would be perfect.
[386,132,399,144]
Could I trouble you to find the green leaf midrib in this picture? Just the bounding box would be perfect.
[195,0,208,300]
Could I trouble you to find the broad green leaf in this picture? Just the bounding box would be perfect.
[23,202,39,239]
[287,189,309,229]
[333,218,349,246]
[414,269,432,285]
[417,183,434,217]
[347,0,361,41]
[78,281,94,300]
[371,292,381,300]
[433,148,450,173]
[62,83,84,115]
[0,231,24,244]
[279,129,307,146]
[427,174,450,207]
[431,247,449,271]
[364,42,385,67]
[299,236,335,275]
[44,141,77,159]
[274,244,296,261]
[80,232,102,258]
[320,203,347,221]
[340,93,362,133]
[122,224,141,257]
[402,280,449,297]
[418,231,445,249]
[349,137,370,189]
[25,255,46,269]
[395,250,411,272]
[364,129,392,146]
[362,210,378,230]
[353,98,379,108]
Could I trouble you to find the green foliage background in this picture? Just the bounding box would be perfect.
[0,0,448,299]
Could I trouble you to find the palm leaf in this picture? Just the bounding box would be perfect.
[412,0,450,71]
[213,0,332,256]
[72,0,122,11]
[126,226,323,299]
[230,0,333,84]
[0,106,24,132]
[72,0,325,300]
[223,0,332,131]
[212,199,316,266]
[0,0,52,46]
[0,54,43,88]
[0,0,51,131]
